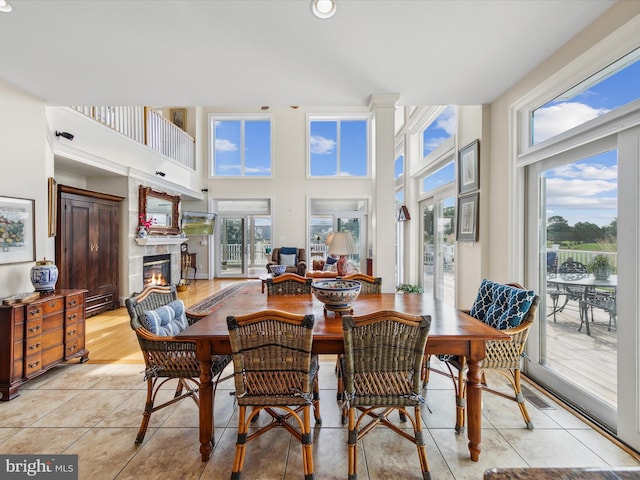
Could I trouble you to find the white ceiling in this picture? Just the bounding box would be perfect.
[0,0,616,107]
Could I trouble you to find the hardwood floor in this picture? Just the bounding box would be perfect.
[85,279,246,364]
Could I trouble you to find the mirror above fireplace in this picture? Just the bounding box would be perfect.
[138,186,181,235]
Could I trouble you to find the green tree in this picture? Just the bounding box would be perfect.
[547,215,571,243]
[573,221,603,243]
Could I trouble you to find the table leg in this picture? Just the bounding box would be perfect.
[196,342,214,462]
[466,353,483,462]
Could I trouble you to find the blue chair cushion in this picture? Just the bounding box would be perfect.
[325,256,337,265]
[142,299,189,336]
[280,247,298,255]
[470,279,536,330]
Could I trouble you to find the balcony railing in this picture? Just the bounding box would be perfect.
[72,106,195,169]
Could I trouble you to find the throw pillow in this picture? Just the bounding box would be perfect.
[325,256,338,265]
[142,299,189,336]
[280,253,297,267]
[470,279,535,330]
[280,247,298,255]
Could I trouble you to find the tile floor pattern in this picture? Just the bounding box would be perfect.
[1,359,639,480]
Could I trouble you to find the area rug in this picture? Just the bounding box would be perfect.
[189,281,260,313]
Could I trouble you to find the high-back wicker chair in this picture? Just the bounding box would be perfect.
[430,282,540,433]
[340,310,432,480]
[226,310,321,480]
[266,273,312,295]
[340,273,382,293]
[125,285,232,445]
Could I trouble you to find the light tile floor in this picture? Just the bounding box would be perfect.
[1,359,638,480]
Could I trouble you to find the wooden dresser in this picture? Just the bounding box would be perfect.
[0,289,89,401]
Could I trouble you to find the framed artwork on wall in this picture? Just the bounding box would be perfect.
[169,108,187,131]
[0,196,35,264]
[458,139,479,194]
[456,192,479,242]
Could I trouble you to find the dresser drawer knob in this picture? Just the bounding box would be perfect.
[28,343,41,350]
[28,361,40,369]
[28,325,41,333]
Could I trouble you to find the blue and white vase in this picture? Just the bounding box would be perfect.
[30,258,58,293]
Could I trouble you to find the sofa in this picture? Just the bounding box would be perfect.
[266,247,307,276]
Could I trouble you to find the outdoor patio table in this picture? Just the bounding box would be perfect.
[178,289,508,463]
[546,274,617,335]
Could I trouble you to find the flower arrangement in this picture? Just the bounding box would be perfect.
[139,214,156,230]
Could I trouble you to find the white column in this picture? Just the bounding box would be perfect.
[369,94,399,292]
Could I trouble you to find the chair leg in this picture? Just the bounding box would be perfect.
[513,369,534,430]
[347,406,358,480]
[455,359,466,434]
[312,377,322,424]
[135,377,155,445]
[301,405,315,480]
[231,405,249,480]
[414,405,431,480]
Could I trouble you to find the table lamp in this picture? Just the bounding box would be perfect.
[328,231,356,276]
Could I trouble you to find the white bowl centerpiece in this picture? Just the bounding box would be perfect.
[269,265,287,276]
[311,279,361,312]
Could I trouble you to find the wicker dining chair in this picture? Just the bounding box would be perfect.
[340,310,432,480]
[339,273,382,293]
[125,285,232,445]
[226,310,321,480]
[266,273,313,295]
[428,281,539,433]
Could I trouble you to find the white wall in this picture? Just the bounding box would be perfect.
[0,80,51,297]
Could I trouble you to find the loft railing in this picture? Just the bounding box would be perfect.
[71,106,195,170]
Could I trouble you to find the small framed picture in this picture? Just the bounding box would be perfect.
[458,139,479,194]
[456,192,479,242]
[170,108,187,131]
[0,196,36,264]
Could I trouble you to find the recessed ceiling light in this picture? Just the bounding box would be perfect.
[0,1,13,13]
[311,0,336,19]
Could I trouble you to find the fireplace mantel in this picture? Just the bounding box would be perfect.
[135,236,186,246]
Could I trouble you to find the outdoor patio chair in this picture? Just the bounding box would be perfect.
[125,285,232,445]
[581,288,617,334]
[427,280,539,432]
[226,309,321,480]
[340,310,432,480]
[265,272,313,295]
[548,258,587,322]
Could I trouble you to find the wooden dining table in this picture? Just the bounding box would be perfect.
[178,288,508,463]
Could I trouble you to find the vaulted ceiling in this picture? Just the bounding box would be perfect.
[0,0,616,107]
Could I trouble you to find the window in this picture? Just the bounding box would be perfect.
[422,160,455,194]
[309,116,369,177]
[422,106,456,157]
[395,154,404,180]
[531,47,640,145]
[210,115,272,176]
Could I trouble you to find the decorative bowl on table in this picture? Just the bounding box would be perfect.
[311,279,361,311]
[269,265,287,276]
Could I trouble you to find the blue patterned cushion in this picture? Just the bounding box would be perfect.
[142,300,189,336]
[470,279,535,330]
[325,256,337,265]
[280,247,297,255]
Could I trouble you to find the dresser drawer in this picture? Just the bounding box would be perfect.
[24,336,42,355]
[65,306,82,325]
[24,353,42,377]
[25,318,42,338]
[25,304,43,320]
[65,293,84,310]
[43,297,64,315]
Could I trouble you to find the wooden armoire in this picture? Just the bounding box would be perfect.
[56,185,123,317]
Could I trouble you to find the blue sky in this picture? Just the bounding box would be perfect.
[214,119,271,176]
[535,51,639,227]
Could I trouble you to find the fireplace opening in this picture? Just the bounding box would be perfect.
[143,254,171,287]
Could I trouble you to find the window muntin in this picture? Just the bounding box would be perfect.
[211,116,272,177]
[422,106,456,157]
[309,117,368,177]
[422,161,455,194]
[531,47,640,145]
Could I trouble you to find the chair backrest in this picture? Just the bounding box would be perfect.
[266,273,312,295]
[125,285,178,331]
[226,310,315,401]
[546,251,558,275]
[272,247,306,265]
[341,311,431,402]
[559,259,588,280]
[340,273,382,294]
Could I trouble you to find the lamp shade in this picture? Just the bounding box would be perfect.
[327,232,356,256]
[325,232,334,245]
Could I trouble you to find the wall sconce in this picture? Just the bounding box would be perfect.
[155,171,166,177]
[201,188,209,192]
[55,131,74,141]
[397,205,411,222]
